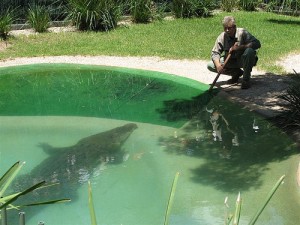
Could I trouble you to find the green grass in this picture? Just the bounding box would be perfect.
[1,11,300,73]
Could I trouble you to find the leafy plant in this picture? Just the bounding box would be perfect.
[131,0,152,23]
[239,0,259,11]
[264,0,300,15]
[0,161,70,220]
[275,71,300,129]
[0,8,16,40]
[66,0,122,31]
[172,0,214,18]
[130,0,168,23]
[221,0,239,12]
[27,4,51,33]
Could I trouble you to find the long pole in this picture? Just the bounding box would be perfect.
[209,53,232,91]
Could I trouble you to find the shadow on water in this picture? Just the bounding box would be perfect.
[157,92,299,192]
[156,90,218,122]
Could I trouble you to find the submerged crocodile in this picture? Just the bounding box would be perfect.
[13,123,138,202]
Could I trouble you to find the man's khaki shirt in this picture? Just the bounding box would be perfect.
[211,28,261,61]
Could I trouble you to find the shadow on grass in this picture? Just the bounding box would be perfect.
[157,91,299,192]
[267,18,300,25]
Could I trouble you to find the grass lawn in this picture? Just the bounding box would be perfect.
[1,11,300,73]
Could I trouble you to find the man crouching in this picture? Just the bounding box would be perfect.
[207,16,261,89]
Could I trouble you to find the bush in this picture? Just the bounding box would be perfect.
[220,0,239,12]
[275,73,300,129]
[239,0,259,11]
[0,8,16,40]
[131,0,152,23]
[172,0,215,18]
[66,0,122,31]
[264,0,300,15]
[130,0,167,23]
[27,4,51,32]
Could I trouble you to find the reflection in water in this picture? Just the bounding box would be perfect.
[206,106,239,159]
[159,96,298,193]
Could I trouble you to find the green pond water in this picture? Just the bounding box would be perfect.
[0,64,299,225]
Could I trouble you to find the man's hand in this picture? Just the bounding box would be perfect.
[216,64,224,74]
[229,42,239,53]
[229,42,252,53]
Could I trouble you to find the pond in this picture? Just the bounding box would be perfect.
[0,64,299,225]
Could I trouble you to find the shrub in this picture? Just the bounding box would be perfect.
[0,8,16,40]
[239,0,259,11]
[131,0,152,23]
[276,72,300,129]
[27,4,51,32]
[66,0,122,31]
[130,0,167,23]
[264,0,300,15]
[172,0,215,18]
[220,0,239,12]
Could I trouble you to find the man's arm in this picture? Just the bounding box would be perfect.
[234,29,261,51]
[211,33,225,73]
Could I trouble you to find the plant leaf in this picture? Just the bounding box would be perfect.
[88,181,97,225]
[0,181,46,210]
[164,172,180,225]
[0,161,25,197]
[233,192,242,225]
[20,198,71,207]
[248,175,285,225]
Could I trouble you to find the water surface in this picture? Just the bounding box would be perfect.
[0,64,299,225]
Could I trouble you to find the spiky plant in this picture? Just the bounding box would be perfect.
[0,161,70,218]
[0,8,16,40]
[276,72,300,129]
[27,4,51,33]
[172,0,214,18]
[131,0,152,23]
[66,0,122,31]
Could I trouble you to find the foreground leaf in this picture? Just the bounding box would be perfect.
[20,198,71,207]
[88,181,97,225]
[164,172,180,225]
[248,175,285,225]
[0,161,25,196]
[0,181,46,209]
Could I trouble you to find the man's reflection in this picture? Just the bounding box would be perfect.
[206,107,239,159]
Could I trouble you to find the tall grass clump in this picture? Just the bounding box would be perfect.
[27,4,51,32]
[172,0,215,18]
[0,8,16,40]
[66,0,122,31]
